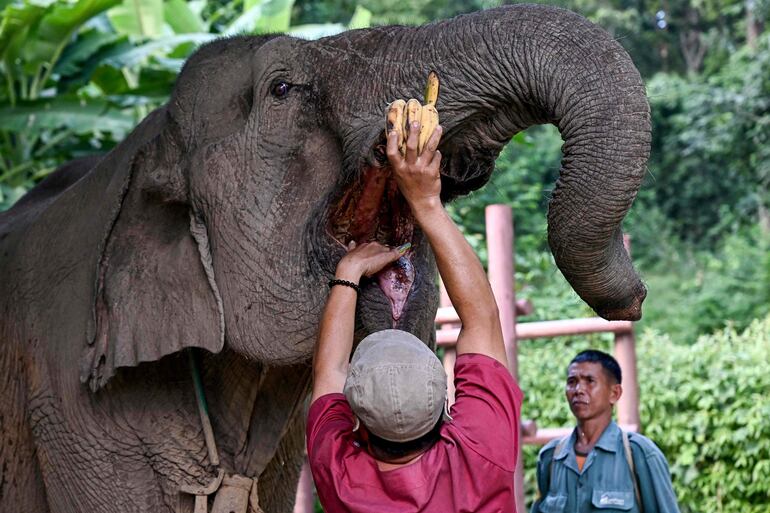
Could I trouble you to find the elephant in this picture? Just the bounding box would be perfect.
[0,4,650,513]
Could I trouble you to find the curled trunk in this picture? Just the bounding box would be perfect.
[320,4,650,320]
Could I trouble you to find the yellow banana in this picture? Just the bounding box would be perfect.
[386,99,406,155]
[384,72,441,157]
[418,104,439,154]
[419,72,440,153]
[424,71,439,106]
[404,99,422,154]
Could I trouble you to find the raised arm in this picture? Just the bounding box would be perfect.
[311,242,406,403]
[387,121,507,365]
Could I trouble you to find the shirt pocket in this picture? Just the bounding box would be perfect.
[591,490,634,511]
[538,494,567,513]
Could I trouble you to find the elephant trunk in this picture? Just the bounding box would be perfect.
[317,4,650,320]
[421,5,650,320]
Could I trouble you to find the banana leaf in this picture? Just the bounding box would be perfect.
[348,5,371,30]
[288,23,346,40]
[288,5,371,40]
[21,0,121,73]
[54,28,122,76]
[0,2,48,62]
[163,0,204,34]
[224,0,293,35]
[101,33,216,68]
[0,96,135,135]
[56,35,133,90]
[250,0,294,34]
[108,0,164,38]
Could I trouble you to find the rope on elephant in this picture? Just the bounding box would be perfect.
[189,349,220,466]
[181,350,266,513]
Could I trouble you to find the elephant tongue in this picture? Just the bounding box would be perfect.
[376,255,415,322]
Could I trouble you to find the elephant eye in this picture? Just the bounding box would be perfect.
[271,80,291,99]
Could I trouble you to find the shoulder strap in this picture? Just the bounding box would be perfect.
[621,430,643,512]
[547,435,569,492]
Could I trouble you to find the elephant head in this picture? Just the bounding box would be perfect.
[81,4,649,391]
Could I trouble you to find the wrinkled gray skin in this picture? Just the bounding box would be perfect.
[0,5,650,513]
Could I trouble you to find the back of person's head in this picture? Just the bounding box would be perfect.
[343,329,450,457]
[569,349,622,384]
[365,417,444,461]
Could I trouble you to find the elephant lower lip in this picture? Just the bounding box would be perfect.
[376,255,415,321]
[328,165,415,319]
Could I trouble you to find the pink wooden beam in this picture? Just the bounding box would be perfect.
[517,318,633,339]
[521,419,538,438]
[614,234,641,430]
[292,459,314,513]
[435,317,633,346]
[434,299,533,324]
[522,427,573,446]
[486,205,519,375]
[615,330,641,429]
[484,205,526,513]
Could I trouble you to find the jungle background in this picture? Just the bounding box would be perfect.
[0,0,768,511]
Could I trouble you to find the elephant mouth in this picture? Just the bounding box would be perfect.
[328,164,415,321]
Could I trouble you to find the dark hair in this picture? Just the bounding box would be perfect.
[366,418,443,461]
[569,350,622,384]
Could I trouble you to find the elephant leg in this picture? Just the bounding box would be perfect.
[0,340,50,512]
[215,362,310,513]
[254,391,310,513]
[204,354,312,513]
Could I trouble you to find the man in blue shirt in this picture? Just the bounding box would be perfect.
[532,350,680,513]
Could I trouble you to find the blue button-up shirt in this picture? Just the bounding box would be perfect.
[531,422,680,513]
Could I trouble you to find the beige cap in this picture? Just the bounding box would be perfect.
[343,329,450,443]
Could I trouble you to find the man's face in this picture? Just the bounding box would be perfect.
[565,361,622,422]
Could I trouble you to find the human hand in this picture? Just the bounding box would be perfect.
[387,121,443,211]
[335,241,410,283]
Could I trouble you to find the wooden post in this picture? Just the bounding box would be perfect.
[293,459,314,513]
[439,281,458,406]
[485,205,519,375]
[615,234,641,431]
[485,205,525,513]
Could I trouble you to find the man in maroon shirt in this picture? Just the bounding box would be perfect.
[307,117,523,512]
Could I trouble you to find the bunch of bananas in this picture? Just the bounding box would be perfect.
[386,72,440,155]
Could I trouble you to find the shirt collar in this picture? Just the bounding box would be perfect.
[594,420,621,453]
[555,420,620,460]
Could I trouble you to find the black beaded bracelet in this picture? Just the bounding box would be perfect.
[328,279,361,295]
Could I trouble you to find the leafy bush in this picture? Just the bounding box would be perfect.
[637,226,770,341]
[640,317,770,512]
[518,315,770,512]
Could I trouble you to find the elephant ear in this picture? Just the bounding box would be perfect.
[81,110,224,392]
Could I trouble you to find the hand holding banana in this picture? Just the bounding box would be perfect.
[385,72,443,210]
[386,72,440,155]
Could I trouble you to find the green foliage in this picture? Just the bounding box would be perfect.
[109,0,165,37]
[294,0,504,27]
[519,315,770,512]
[447,126,562,256]
[639,316,770,512]
[643,34,770,249]
[638,226,770,341]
